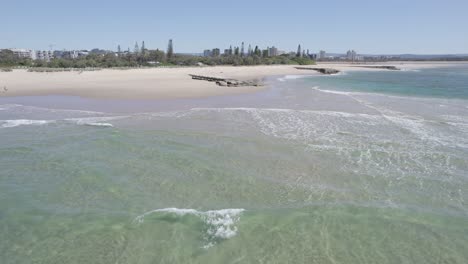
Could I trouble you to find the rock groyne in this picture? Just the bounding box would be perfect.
[189,74,263,87]
[294,67,340,74]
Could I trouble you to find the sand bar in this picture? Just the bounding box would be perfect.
[0,62,461,100]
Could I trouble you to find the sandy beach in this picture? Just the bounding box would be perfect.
[0,62,461,99]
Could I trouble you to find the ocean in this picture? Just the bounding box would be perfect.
[1,65,467,263]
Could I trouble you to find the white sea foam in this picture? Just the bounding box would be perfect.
[0,104,22,111]
[400,68,421,72]
[311,87,355,96]
[191,106,467,178]
[0,104,107,115]
[283,75,310,80]
[65,116,127,127]
[191,107,378,119]
[134,208,245,248]
[330,71,348,76]
[0,116,126,129]
[84,122,114,127]
[0,119,54,128]
[277,75,314,82]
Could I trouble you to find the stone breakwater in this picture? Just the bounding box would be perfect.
[189,74,264,87]
[294,67,340,74]
[352,66,400,70]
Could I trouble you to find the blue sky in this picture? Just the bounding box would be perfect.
[2,0,467,54]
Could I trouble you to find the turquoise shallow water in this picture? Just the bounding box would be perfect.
[303,65,468,99]
[1,65,468,263]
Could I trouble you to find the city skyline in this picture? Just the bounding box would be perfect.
[1,0,468,54]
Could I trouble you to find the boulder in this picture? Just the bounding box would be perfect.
[216,81,228,86]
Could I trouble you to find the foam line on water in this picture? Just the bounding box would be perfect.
[134,208,245,248]
[0,104,107,115]
[189,107,467,148]
[0,116,127,129]
[190,107,378,118]
[83,123,114,127]
[64,116,128,127]
[0,104,22,109]
[277,75,315,82]
[0,119,54,128]
[311,87,353,96]
[400,68,421,72]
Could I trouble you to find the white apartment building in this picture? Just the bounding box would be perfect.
[318,50,326,60]
[9,48,36,60]
[35,50,54,62]
[268,46,278,57]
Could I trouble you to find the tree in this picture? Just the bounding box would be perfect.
[148,49,165,62]
[0,49,16,66]
[254,46,261,56]
[167,39,174,59]
[134,42,140,54]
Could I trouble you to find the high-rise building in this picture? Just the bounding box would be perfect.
[268,46,278,57]
[212,48,220,57]
[346,50,357,61]
[297,44,302,57]
[318,50,326,60]
[203,49,212,57]
[167,39,174,58]
[204,48,220,57]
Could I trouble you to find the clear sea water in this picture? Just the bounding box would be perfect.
[1,65,467,263]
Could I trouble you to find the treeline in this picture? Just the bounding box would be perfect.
[186,54,314,66]
[0,49,315,68]
[0,49,32,67]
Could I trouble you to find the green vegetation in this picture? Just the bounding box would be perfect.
[0,49,315,69]
[0,49,32,67]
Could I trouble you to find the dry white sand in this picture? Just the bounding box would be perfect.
[0,62,459,99]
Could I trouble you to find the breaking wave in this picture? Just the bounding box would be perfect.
[0,116,126,129]
[64,116,127,127]
[0,119,54,128]
[134,208,245,248]
[277,75,314,82]
[181,107,468,189]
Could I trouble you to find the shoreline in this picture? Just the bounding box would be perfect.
[0,62,463,100]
